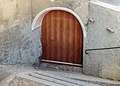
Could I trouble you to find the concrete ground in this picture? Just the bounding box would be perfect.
[0,63,120,86]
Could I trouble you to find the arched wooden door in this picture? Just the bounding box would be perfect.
[42,10,83,65]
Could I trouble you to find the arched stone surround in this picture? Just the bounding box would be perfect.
[32,6,87,65]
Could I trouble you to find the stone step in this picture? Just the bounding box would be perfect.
[39,63,120,86]
[40,62,83,73]
[32,71,101,86]
[1,64,119,86]
[37,70,120,86]
[9,72,100,86]
[0,70,11,81]
[28,73,81,86]
[10,73,63,86]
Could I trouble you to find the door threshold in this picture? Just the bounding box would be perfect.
[41,60,83,67]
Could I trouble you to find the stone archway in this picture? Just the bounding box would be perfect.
[32,7,86,66]
[32,7,86,37]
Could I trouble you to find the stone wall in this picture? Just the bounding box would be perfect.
[99,0,120,6]
[31,0,88,24]
[83,1,120,80]
[31,0,88,64]
[0,0,41,65]
[0,0,120,81]
[0,0,88,65]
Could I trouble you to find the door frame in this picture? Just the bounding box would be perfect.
[32,7,87,66]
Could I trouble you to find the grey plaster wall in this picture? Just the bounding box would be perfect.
[0,0,41,65]
[0,0,120,81]
[31,0,88,24]
[0,0,88,66]
[99,0,120,6]
[31,0,88,63]
[83,2,120,80]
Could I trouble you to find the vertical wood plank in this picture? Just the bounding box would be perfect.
[42,10,83,64]
[56,11,61,61]
[50,11,55,61]
[65,11,70,62]
[62,12,67,62]
[74,18,78,63]
[54,11,58,61]
[47,12,51,60]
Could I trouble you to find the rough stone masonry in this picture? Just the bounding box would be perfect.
[0,0,120,80]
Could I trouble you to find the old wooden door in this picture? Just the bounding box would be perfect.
[42,10,83,65]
